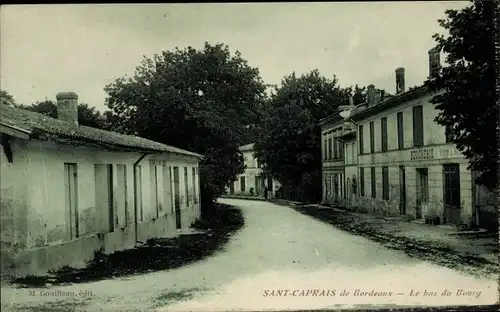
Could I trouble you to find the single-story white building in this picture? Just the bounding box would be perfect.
[0,92,204,277]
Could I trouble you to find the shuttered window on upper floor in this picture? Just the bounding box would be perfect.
[397,112,404,150]
[359,125,364,155]
[328,138,333,160]
[381,117,388,152]
[369,121,375,153]
[413,105,424,147]
[324,139,327,159]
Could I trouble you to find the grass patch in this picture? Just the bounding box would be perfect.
[11,204,244,288]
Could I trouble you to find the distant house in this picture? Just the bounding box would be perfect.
[227,143,280,198]
[318,114,347,206]
[0,92,204,276]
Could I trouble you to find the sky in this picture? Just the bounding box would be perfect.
[1,2,468,112]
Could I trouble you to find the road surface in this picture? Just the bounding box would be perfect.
[2,199,497,311]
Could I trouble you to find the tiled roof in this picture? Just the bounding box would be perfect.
[0,104,203,159]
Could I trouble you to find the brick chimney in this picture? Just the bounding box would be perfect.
[56,92,79,125]
[366,84,375,106]
[395,67,405,94]
[428,47,441,78]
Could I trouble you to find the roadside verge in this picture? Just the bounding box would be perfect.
[291,203,498,279]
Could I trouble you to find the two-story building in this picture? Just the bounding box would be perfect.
[228,143,280,197]
[337,107,358,209]
[319,114,346,205]
[344,48,477,226]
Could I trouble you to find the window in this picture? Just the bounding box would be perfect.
[413,105,424,147]
[369,121,375,153]
[445,125,453,143]
[351,143,355,164]
[184,167,189,207]
[345,143,350,164]
[333,138,337,159]
[397,112,404,150]
[382,166,389,200]
[257,159,261,168]
[328,138,333,160]
[359,125,364,155]
[359,168,365,196]
[338,140,344,160]
[240,176,246,192]
[371,167,376,198]
[64,163,79,239]
[324,139,327,160]
[150,164,159,218]
[381,117,388,152]
[192,167,197,204]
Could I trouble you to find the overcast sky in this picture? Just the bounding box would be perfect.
[1,2,467,112]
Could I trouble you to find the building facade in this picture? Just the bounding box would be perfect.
[228,143,280,197]
[319,115,346,205]
[336,48,479,226]
[337,121,357,209]
[0,93,203,276]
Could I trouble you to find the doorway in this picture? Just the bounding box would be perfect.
[399,166,406,215]
[64,163,79,239]
[240,176,246,192]
[443,164,461,224]
[173,167,181,229]
[415,168,428,219]
[267,176,273,195]
[333,174,339,200]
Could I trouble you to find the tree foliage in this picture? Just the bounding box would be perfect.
[254,70,352,202]
[426,0,498,190]
[17,101,108,129]
[0,90,16,106]
[104,42,267,215]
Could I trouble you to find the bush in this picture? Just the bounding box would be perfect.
[191,218,211,230]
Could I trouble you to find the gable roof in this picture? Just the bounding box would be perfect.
[0,104,203,159]
[239,143,255,151]
[349,85,439,121]
[318,109,342,127]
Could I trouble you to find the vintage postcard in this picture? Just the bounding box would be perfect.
[0,2,498,312]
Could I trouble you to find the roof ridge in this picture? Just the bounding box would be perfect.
[0,104,203,159]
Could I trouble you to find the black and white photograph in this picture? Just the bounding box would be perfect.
[0,2,498,311]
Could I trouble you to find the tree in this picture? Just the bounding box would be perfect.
[351,84,367,105]
[104,42,267,216]
[0,90,16,106]
[426,1,498,191]
[254,70,351,202]
[17,100,108,129]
